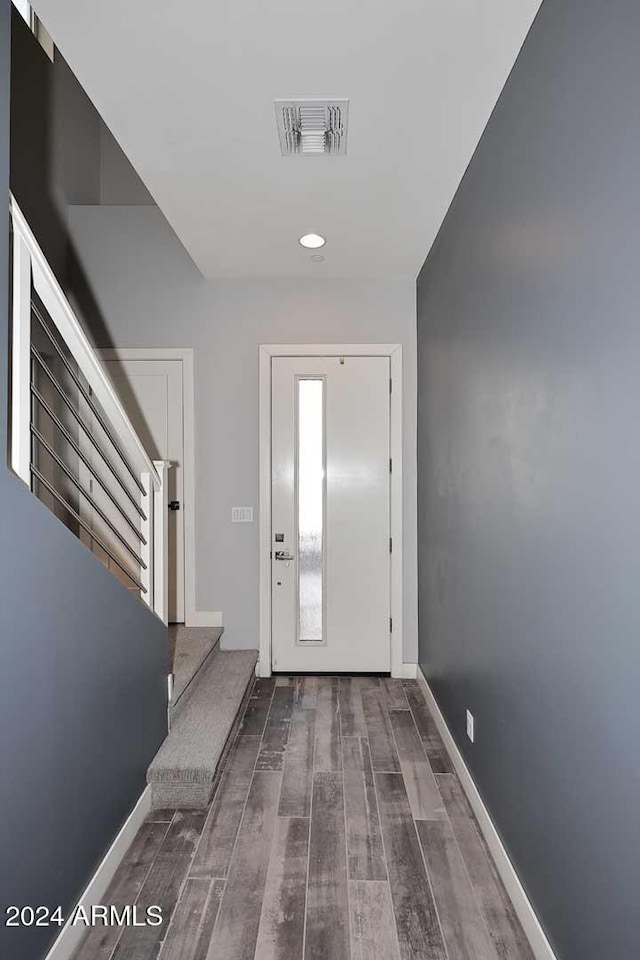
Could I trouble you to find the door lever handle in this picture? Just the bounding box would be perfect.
[274,550,295,561]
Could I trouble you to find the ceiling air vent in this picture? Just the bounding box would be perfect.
[275,99,349,156]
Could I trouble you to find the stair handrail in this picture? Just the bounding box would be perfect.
[9,193,169,623]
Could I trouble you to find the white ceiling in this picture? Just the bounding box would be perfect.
[31,0,541,279]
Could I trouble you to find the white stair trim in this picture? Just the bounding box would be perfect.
[187,610,223,628]
[417,668,558,960]
[42,787,151,960]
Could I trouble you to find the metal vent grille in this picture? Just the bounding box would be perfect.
[275,99,349,156]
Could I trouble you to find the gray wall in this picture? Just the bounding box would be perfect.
[65,205,419,658]
[417,1,640,957]
[10,10,151,275]
[1,11,168,959]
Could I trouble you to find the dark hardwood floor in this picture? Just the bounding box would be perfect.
[74,676,535,960]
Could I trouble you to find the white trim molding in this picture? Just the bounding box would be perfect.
[259,343,403,678]
[189,610,223,628]
[10,221,31,484]
[98,348,202,627]
[416,668,558,960]
[42,788,152,960]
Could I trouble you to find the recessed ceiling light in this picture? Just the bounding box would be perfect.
[299,233,326,249]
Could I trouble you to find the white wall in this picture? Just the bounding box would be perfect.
[67,206,418,661]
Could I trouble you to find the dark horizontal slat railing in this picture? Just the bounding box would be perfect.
[30,346,147,521]
[32,300,146,496]
[30,465,147,593]
[31,425,147,569]
[30,384,146,542]
[10,195,168,618]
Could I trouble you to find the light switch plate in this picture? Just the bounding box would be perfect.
[231,506,253,523]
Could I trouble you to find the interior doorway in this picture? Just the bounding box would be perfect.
[99,348,196,625]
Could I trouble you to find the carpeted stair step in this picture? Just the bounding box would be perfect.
[148,648,257,809]
[170,626,223,723]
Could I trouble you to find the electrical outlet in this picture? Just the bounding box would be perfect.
[231,507,253,523]
[466,710,475,743]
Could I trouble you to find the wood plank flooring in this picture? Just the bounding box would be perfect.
[73,676,534,960]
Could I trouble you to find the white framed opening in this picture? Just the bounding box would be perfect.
[259,343,403,677]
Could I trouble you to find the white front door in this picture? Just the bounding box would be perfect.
[271,355,391,672]
[102,359,185,622]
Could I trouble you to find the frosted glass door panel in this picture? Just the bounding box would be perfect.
[297,378,325,642]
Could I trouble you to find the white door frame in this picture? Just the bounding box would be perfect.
[99,348,200,627]
[259,343,403,678]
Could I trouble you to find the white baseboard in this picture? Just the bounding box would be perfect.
[416,668,557,960]
[43,787,152,960]
[186,610,223,628]
[256,656,271,678]
[397,662,418,679]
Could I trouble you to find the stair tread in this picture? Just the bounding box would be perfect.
[171,626,223,706]
[149,649,257,785]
